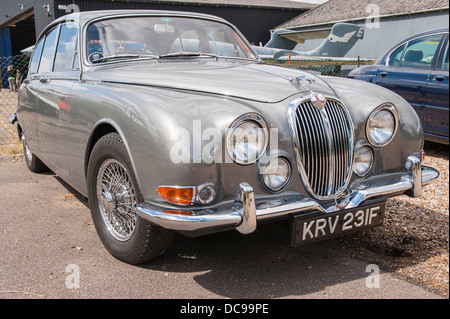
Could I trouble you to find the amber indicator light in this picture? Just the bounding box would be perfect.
[157,186,195,205]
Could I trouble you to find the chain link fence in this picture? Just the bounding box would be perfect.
[1,54,30,146]
[261,55,376,77]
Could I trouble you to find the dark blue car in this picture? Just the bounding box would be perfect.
[349,29,449,145]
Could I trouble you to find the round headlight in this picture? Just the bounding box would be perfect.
[227,114,268,165]
[262,157,291,191]
[353,146,373,177]
[366,104,397,146]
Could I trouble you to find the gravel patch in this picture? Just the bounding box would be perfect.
[339,141,449,297]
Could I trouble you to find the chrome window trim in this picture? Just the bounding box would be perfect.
[385,31,448,67]
[386,43,407,67]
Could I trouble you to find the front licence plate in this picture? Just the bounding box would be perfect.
[292,199,386,246]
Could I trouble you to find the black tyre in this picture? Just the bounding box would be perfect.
[21,132,48,173]
[87,133,173,264]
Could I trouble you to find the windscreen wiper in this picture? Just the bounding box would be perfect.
[159,52,219,60]
[91,54,159,63]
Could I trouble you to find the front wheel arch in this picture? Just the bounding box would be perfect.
[85,123,118,179]
[86,132,173,264]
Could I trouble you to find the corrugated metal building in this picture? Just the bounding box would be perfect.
[276,0,449,59]
[0,0,315,56]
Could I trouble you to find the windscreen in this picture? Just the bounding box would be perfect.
[86,16,257,63]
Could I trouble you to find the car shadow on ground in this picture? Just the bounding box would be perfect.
[52,175,89,208]
[136,221,386,298]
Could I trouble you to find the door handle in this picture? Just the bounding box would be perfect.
[379,72,388,77]
[23,78,30,84]
[40,77,50,84]
[433,75,445,82]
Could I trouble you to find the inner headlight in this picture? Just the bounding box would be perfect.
[353,146,373,177]
[366,104,398,147]
[262,157,291,191]
[227,114,268,165]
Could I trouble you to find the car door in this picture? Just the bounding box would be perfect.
[372,33,445,127]
[425,35,449,141]
[36,23,79,176]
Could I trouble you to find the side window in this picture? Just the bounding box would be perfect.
[400,34,443,69]
[442,42,449,70]
[29,37,45,74]
[388,44,406,67]
[38,27,58,73]
[54,24,79,72]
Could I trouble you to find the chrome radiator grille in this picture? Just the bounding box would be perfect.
[290,98,353,199]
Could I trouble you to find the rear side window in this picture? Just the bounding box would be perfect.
[54,24,79,72]
[29,38,45,74]
[388,44,406,67]
[442,42,449,70]
[38,27,58,73]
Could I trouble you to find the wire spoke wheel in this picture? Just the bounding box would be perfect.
[97,159,137,241]
[88,133,173,264]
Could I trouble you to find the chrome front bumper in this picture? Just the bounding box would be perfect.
[136,155,439,235]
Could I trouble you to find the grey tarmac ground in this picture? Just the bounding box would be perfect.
[0,146,446,301]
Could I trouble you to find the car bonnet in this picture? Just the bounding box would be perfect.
[95,60,336,103]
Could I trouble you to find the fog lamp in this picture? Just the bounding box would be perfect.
[353,146,373,177]
[262,157,291,191]
[197,185,216,205]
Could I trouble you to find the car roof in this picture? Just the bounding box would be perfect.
[400,28,449,42]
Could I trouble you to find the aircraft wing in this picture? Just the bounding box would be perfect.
[275,27,334,44]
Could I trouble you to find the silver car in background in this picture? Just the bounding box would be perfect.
[11,10,439,264]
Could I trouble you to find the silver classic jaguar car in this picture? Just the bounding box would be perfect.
[11,10,439,264]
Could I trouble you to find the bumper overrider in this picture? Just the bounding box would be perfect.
[136,153,439,235]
